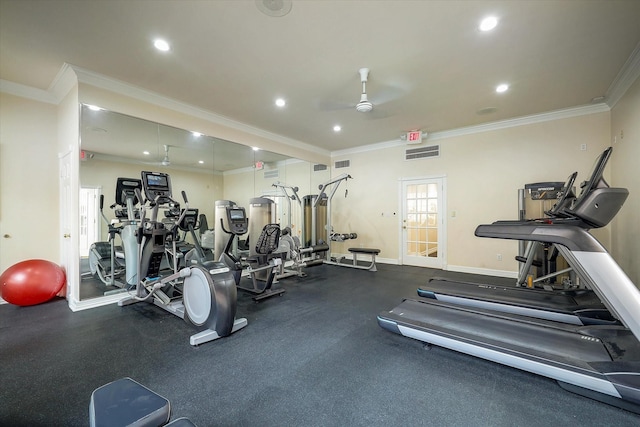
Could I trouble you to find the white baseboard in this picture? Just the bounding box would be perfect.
[68,293,124,312]
[330,253,517,278]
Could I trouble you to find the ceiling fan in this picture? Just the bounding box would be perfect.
[356,68,374,113]
[161,144,171,166]
[139,144,172,167]
[319,68,404,118]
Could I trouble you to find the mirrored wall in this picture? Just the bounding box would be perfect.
[78,105,329,301]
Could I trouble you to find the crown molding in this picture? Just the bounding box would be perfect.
[605,40,640,108]
[0,63,78,104]
[427,103,611,141]
[331,103,611,158]
[48,62,78,102]
[69,65,330,158]
[2,58,633,161]
[0,79,58,104]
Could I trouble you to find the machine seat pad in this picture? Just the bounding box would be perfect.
[89,377,171,427]
[348,248,380,255]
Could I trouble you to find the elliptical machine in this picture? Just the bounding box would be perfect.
[179,208,214,266]
[118,171,247,346]
[88,178,141,292]
[216,201,285,302]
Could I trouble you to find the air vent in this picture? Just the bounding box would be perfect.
[314,164,328,172]
[264,169,279,179]
[406,145,440,160]
[335,160,350,169]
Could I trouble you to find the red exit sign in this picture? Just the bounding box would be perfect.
[407,131,422,143]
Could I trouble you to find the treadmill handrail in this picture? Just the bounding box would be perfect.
[475,222,640,342]
[475,223,605,252]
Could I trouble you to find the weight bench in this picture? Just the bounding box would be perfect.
[347,247,380,271]
[90,377,196,427]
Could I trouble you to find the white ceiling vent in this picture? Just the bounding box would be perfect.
[264,169,279,179]
[314,164,328,172]
[335,160,351,169]
[405,145,440,160]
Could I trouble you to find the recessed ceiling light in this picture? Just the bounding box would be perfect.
[143,151,150,155]
[253,147,260,151]
[275,98,286,107]
[153,39,170,52]
[496,83,509,93]
[479,16,498,32]
[86,104,103,111]
[192,131,202,137]
[333,125,341,132]
[198,160,204,164]
[256,0,292,17]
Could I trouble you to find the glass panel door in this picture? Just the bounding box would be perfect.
[401,177,445,268]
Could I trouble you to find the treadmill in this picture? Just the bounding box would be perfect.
[416,147,629,326]
[378,151,640,412]
[379,223,640,412]
[417,277,615,326]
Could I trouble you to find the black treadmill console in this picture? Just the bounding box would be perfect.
[576,146,612,197]
[141,171,172,205]
[226,207,248,235]
[565,147,628,228]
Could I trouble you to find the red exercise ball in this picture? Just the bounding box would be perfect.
[0,259,66,306]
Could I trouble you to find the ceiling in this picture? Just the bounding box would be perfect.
[2,0,640,154]
[80,105,291,173]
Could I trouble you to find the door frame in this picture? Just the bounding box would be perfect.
[398,175,447,269]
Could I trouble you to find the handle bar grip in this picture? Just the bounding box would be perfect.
[181,190,188,203]
[100,194,104,210]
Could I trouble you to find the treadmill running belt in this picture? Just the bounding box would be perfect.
[417,278,616,325]
[378,298,640,410]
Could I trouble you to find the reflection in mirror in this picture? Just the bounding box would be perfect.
[78,105,311,302]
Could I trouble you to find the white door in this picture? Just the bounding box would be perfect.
[401,177,446,268]
[59,151,78,300]
[79,187,101,257]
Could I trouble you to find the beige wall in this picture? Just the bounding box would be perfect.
[331,111,613,274]
[610,76,640,285]
[80,159,223,239]
[1,79,637,287]
[0,93,60,272]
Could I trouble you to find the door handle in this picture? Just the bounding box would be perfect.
[63,233,71,238]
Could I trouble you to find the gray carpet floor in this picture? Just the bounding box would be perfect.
[1,264,639,426]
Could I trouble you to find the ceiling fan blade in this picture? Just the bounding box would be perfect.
[317,99,356,111]
[364,107,393,120]
[368,84,407,106]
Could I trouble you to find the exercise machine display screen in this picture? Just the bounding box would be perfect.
[141,171,172,203]
[146,174,168,188]
[230,209,245,221]
[226,208,248,235]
